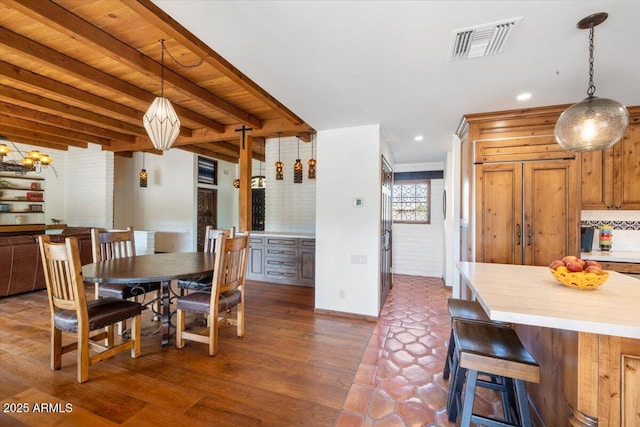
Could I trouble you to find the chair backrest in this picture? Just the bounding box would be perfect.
[91,227,135,262]
[38,235,86,316]
[203,225,226,253]
[211,233,250,297]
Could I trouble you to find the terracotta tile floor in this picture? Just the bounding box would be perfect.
[335,274,502,427]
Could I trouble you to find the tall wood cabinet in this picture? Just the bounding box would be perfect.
[581,109,640,210]
[458,105,580,267]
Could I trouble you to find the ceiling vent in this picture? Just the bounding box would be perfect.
[448,17,522,61]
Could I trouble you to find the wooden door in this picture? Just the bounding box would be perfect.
[380,156,393,310]
[475,163,523,264]
[523,160,578,266]
[196,188,217,252]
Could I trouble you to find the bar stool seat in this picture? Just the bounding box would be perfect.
[443,298,509,380]
[448,319,540,427]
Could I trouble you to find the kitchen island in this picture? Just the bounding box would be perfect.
[457,262,640,427]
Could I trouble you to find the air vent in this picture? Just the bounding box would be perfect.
[448,17,522,61]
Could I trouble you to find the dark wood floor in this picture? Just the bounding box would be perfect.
[0,281,376,426]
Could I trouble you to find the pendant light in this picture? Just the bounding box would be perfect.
[554,13,629,152]
[143,40,181,151]
[139,152,148,187]
[293,136,303,184]
[308,132,316,179]
[275,132,284,180]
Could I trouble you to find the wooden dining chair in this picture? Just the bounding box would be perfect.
[91,227,161,333]
[176,233,249,356]
[177,225,227,295]
[38,235,141,384]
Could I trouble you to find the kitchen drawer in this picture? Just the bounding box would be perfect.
[264,268,297,280]
[266,237,297,247]
[250,236,265,245]
[300,239,315,249]
[265,257,297,270]
[266,246,297,257]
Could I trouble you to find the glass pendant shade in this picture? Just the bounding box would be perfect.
[139,169,148,187]
[143,96,181,151]
[555,96,629,152]
[294,159,303,183]
[308,158,316,179]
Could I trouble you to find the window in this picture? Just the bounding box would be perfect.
[393,179,431,224]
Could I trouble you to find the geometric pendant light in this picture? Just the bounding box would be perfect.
[143,40,181,151]
[554,13,629,152]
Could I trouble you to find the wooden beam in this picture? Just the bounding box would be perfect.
[0,134,69,152]
[0,101,136,143]
[192,118,314,143]
[0,115,111,146]
[0,63,152,136]
[0,127,88,149]
[238,133,253,231]
[178,144,238,164]
[0,26,224,132]
[6,0,260,130]
[124,0,305,126]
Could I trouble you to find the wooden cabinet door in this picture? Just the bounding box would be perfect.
[523,160,578,266]
[616,122,640,209]
[475,163,523,264]
[581,148,614,209]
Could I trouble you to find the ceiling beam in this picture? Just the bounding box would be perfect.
[178,144,238,164]
[0,134,69,152]
[0,126,88,149]
[5,0,262,130]
[0,26,225,133]
[125,0,305,126]
[191,118,314,144]
[0,101,136,143]
[0,115,111,146]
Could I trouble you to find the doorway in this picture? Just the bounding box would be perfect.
[380,155,393,309]
[197,188,217,251]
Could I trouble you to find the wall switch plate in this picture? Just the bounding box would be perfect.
[353,197,363,207]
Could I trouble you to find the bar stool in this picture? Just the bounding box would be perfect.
[443,298,509,380]
[448,319,540,427]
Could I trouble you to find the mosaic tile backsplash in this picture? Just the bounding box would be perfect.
[581,220,640,231]
[581,214,640,251]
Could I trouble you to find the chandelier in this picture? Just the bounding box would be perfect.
[554,13,629,152]
[0,142,52,174]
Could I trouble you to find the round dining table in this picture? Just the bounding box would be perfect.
[82,252,216,346]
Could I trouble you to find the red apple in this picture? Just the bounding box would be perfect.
[562,255,578,265]
[549,260,564,269]
[566,261,583,272]
[576,258,586,269]
[585,265,604,275]
[585,260,602,269]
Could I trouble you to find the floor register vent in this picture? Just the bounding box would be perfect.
[448,17,522,61]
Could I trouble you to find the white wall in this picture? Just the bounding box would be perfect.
[392,162,445,277]
[445,135,461,296]
[315,124,382,318]
[263,136,316,233]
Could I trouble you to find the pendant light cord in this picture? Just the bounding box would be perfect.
[587,26,596,98]
[158,39,204,97]
[160,41,165,97]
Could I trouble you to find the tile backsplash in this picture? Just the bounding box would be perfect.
[581,210,640,251]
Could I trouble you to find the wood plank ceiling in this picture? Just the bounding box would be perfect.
[0,0,314,163]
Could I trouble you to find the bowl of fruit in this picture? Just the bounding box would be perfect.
[548,256,609,290]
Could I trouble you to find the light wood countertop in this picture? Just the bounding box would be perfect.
[457,262,640,339]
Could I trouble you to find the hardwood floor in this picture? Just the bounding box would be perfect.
[0,280,375,426]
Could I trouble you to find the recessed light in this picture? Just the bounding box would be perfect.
[414,135,424,142]
[517,92,532,101]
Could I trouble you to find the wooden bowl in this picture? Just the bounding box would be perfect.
[550,268,609,290]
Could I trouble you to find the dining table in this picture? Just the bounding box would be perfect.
[82,252,216,346]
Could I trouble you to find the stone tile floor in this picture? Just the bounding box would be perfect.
[335,274,502,427]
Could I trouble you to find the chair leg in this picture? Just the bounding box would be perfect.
[209,315,219,356]
[131,314,141,358]
[459,369,479,427]
[443,327,454,380]
[52,327,62,370]
[77,328,90,384]
[236,300,245,337]
[176,309,185,349]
